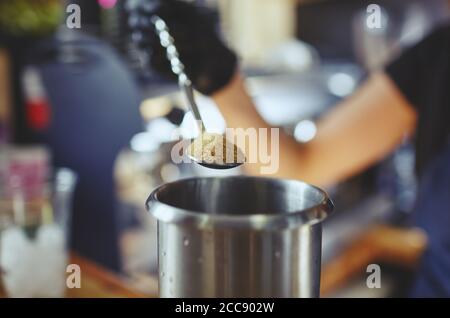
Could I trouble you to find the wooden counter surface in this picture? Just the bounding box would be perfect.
[320,224,427,296]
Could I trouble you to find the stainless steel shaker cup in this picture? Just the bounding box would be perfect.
[146,176,333,298]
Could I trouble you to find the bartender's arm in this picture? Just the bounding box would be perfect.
[212,71,417,187]
[138,0,418,187]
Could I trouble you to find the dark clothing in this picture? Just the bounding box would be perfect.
[410,142,450,297]
[386,23,450,177]
[386,23,450,297]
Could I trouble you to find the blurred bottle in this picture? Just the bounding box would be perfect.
[0,49,12,145]
[0,146,77,297]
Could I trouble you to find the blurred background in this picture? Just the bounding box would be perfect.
[0,0,447,297]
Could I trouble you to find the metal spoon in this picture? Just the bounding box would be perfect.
[151,16,244,169]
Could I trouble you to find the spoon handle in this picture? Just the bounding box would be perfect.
[151,16,205,133]
[179,77,205,132]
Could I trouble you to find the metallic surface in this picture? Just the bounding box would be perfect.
[151,15,205,132]
[146,176,333,298]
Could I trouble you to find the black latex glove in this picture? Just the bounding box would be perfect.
[132,0,238,95]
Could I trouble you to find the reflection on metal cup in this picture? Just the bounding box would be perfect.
[146,176,333,298]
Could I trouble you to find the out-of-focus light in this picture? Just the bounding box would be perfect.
[160,163,180,182]
[146,118,179,143]
[140,97,172,121]
[98,0,117,9]
[130,132,159,153]
[294,120,317,143]
[327,73,356,97]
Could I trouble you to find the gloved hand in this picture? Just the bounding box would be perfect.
[132,0,238,95]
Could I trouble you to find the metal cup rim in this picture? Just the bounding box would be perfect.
[146,176,334,230]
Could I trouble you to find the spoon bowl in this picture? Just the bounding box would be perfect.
[186,133,246,170]
[187,152,245,170]
[189,158,244,170]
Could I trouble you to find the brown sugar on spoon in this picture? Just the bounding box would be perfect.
[187,133,245,165]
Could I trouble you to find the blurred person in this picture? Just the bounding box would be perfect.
[139,0,450,297]
[0,0,142,271]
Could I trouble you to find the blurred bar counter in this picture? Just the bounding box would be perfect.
[321,224,427,296]
[0,225,426,298]
[0,253,150,298]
